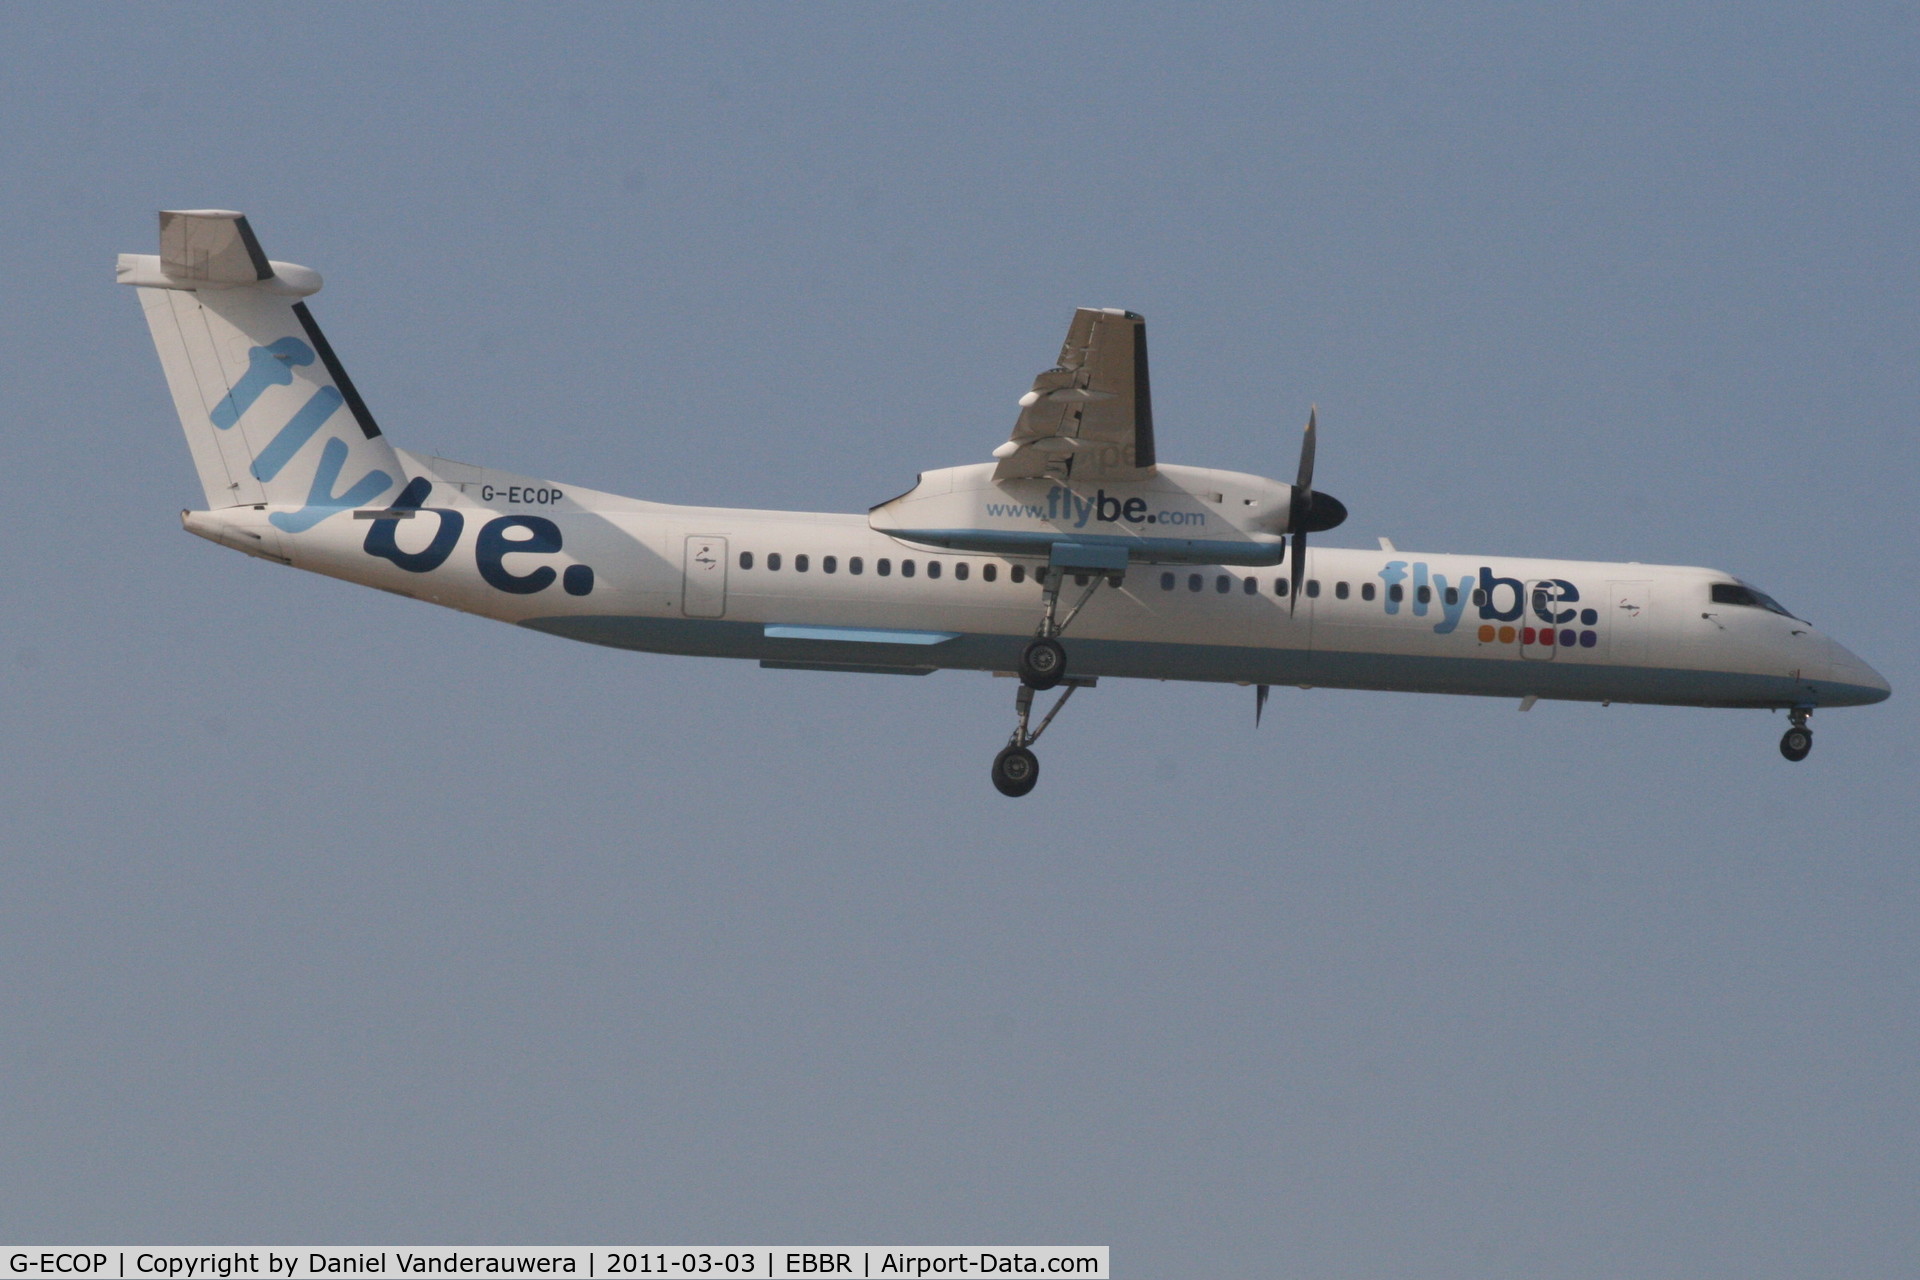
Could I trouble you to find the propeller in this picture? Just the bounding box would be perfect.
[1255,683,1270,727]
[1285,406,1347,613]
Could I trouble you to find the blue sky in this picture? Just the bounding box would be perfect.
[1,6,1914,1275]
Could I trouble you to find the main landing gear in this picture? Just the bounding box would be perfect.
[1019,564,1113,690]
[993,675,1097,797]
[1780,706,1813,762]
[992,560,1118,796]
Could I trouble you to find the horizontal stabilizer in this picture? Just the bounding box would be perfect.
[160,210,270,284]
[118,210,322,296]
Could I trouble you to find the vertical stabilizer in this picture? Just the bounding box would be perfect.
[120,211,402,532]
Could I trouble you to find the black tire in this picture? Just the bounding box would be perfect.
[992,746,1040,797]
[1780,727,1812,762]
[1019,638,1066,690]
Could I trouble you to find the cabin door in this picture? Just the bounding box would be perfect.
[1607,581,1651,664]
[682,535,729,618]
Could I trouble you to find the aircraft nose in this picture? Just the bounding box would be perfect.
[1828,638,1892,704]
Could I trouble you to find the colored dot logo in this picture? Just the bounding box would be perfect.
[1478,608,1600,648]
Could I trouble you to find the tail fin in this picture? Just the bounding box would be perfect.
[119,210,402,532]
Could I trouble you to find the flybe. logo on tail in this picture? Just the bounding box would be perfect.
[214,337,394,532]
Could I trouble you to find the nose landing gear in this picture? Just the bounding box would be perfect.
[1780,706,1813,762]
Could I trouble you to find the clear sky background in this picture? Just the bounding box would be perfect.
[1,5,1914,1275]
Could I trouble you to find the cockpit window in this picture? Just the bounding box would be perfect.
[1711,582,1796,618]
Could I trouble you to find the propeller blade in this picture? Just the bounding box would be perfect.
[1288,408,1317,616]
[1255,683,1270,727]
[1289,529,1307,614]
[1296,406,1317,495]
[1286,406,1336,613]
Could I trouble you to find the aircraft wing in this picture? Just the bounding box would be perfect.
[992,308,1156,482]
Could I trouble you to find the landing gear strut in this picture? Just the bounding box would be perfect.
[990,555,1122,796]
[1780,706,1813,762]
[1021,565,1112,689]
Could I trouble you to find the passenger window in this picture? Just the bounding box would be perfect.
[1188,574,1203,592]
[1416,585,1430,604]
[1243,577,1257,595]
[877,558,891,576]
[1444,586,1457,605]
[823,555,837,574]
[1361,582,1376,601]
[983,564,997,582]
[850,556,864,575]
[902,560,916,578]
[1011,565,1025,583]
[1275,578,1288,597]
[1161,572,1175,591]
[954,562,968,581]
[1388,583,1403,602]
[927,561,942,579]
[1307,580,1321,598]
[1215,575,1230,593]
[795,554,809,572]
[768,552,782,571]
[1472,588,1486,606]
[739,551,754,570]
[1335,581,1350,599]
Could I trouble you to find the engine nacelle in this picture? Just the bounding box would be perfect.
[869,461,1293,566]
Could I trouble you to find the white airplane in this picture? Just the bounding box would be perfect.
[120,211,1890,795]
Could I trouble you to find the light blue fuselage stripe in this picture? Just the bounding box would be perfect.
[764,624,960,645]
[888,527,1286,566]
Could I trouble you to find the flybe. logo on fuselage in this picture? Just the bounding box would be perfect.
[1380,561,1600,647]
[361,477,596,597]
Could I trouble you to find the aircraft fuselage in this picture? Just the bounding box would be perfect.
[184,450,1890,713]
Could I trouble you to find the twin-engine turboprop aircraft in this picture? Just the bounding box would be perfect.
[121,211,1890,795]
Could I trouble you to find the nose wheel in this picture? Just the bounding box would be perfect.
[1780,707,1813,762]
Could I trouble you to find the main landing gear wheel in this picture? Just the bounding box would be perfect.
[1019,637,1066,690]
[992,745,1040,797]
